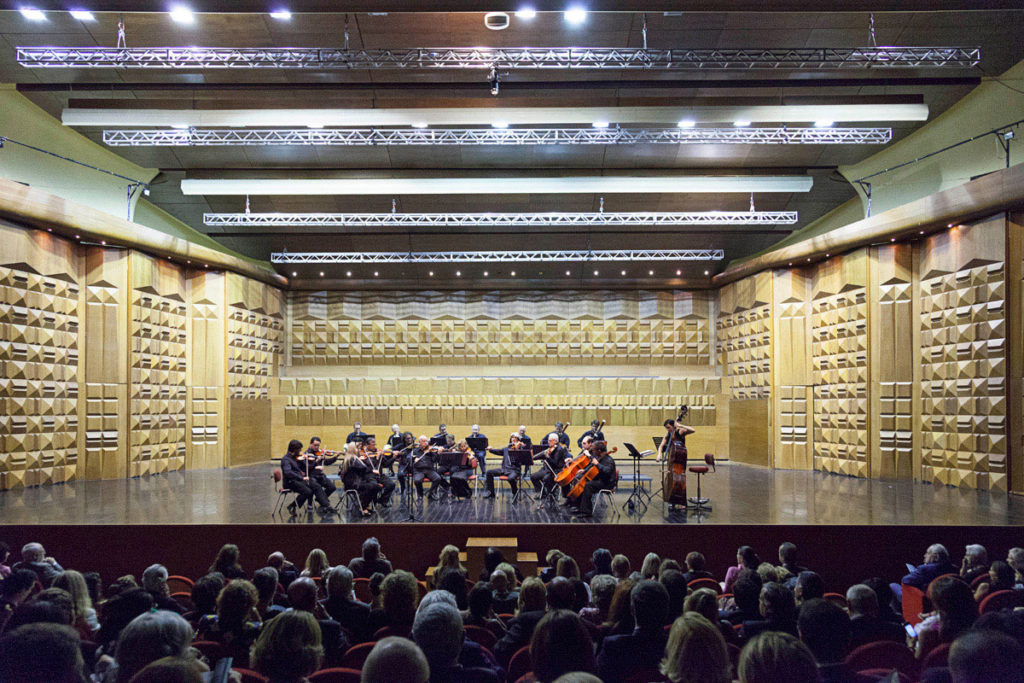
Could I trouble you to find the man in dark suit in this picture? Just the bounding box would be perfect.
[516,425,532,447]
[530,433,568,495]
[346,422,368,444]
[321,566,372,643]
[901,544,957,590]
[552,422,571,447]
[467,424,489,472]
[799,599,875,683]
[287,577,350,666]
[682,551,716,585]
[597,580,670,683]
[281,439,334,513]
[846,584,905,649]
[493,577,548,666]
[484,434,524,498]
[572,441,617,518]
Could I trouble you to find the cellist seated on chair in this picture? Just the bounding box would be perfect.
[569,441,616,518]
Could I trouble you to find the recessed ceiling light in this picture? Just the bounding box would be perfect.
[511,270,516,276]
[20,7,46,20]
[346,270,352,276]
[564,7,587,24]
[648,270,654,275]
[565,270,571,276]
[515,7,537,19]
[411,121,428,129]
[814,120,835,128]
[169,5,195,24]
[677,119,696,128]
[100,240,106,245]
[491,121,509,129]
[733,120,751,127]
[621,270,626,276]
[429,271,434,276]
[483,271,489,276]
[456,270,461,276]
[676,269,681,275]
[593,270,599,276]
[704,270,709,275]
[292,271,297,276]
[69,10,95,21]
[592,121,609,129]
[319,271,324,277]
[374,271,379,276]
[269,9,292,20]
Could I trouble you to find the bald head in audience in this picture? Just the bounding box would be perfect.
[361,636,430,683]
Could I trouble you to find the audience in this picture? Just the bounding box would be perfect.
[1008,547,1024,587]
[902,543,957,592]
[539,550,563,583]
[0,542,11,580]
[5,535,1023,683]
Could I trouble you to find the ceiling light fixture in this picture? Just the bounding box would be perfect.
[182,176,814,196]
[733,120,751,127]
[676,269,681,275]
[346,270,352,276]
[69,10,95,21]
[22,46,980,70]
[269,9,292,20]
[564,7,587,24]
[271,249,725,263]
[103,126,893,147]
[374,271,379,276]
[483,271,489,276]
[169,6,195,24]
[19,7,46,20]
[204,210,799,227]
[566,270,571,276]
[456,270,461,276]
[511,270,516,276]
[677,119,696,128]
[814,119,835,128]
[593,270,599,275]
[491,121,509,129]
[648,270,654,275]
[515,7,536,19]
[621,270,626,276]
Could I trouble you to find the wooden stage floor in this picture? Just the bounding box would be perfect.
[1,461,1021,526]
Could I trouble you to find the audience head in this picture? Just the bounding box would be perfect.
[360,636,430,683]
[737,545,760,570]
[611,554,630,579]
[496,562,517,588]
[659,559,682,578]
[437,569,469,610]
[963,544,988,569]
[568,578,589,613]
[5,598,73,631]
[326,565,354,600]
[485,548,507,576]
[589,575,617,615]
[34,587,75,624]
[756,562,779,585]
[52,570,93,622]
[96,589,154,649]
[107,575,139,599]
[604,578,637,630]
[191,573,225,616]
[949,629,1024,683]
[412,601,464,674]
[861,577,895,614]
[252,567,279,604]
[631,580,670,630]
[759,582,796,623]
[640,553,661,580]
[794,571,824,605]
[418,588,457,614]
[989,560,1015,590]
[553,675,601,683]
[556,555,581,580]
[733,570,764,614]
[684,588,720,625]
[1007,548,1024,578]
[685,551,706,573]
[739,631,819,683]
[926,543,951,565]
[530,610,596,683]
[468,581,493,618]
[845,584,878,619]
[490,569,508,593]
[2,568,38,602]
[217,580,258,629]
[141,564,169,595]
[0,623,85,683]
[266,551,286,570]
[250,610,323,682]
[82,572,102,607]
[436,544,462,571]
[211,544,241,573]
[547,576,574,611]
[287,577,319,613]
[114,610,194,683]
[303,548,329,577]
[363,537,382,561]
[929,575,978,642]
[382,570,419,628]
[590,548,612,574]
[128,657,204,683]
[797,598,850,664]
[661,613,730,683]
[518,577,547,613]
[778,542,798,566]
[21,542,46,564]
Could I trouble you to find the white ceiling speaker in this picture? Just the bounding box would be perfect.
[484,12,510,30]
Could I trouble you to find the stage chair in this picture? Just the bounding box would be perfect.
[687,578,721,594]
[980,589,1024,614]
[338,642,377,670]
[507,645,533,683]
[901,584,928,626]
[687,454,716,511]
[271,469,298,516]
[166,575,194,594]
[308,668,362,683]
[464,624,498,650]
[844,641,916,677]
[169,592,194,611]
[823,592,849,609]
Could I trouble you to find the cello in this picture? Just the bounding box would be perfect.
[567,444,617,500]
[661,405,690,507]
[555,419,605,486]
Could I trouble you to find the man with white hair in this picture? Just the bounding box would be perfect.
[140,564,186,615]
[900,543,956,592]
[517,425,532,447]
[960,544,989,584]
[387,424,405,450]
[1007,547,1024,587]
[12,542,63,586]
[361,636,430,683]
[412,601,501,683]
[468,424,489,472]
[846,584,904,649]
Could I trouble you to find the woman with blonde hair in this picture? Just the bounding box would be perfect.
[249,610,323,683]
[431,545,467,587]
[209,544,245,579]
[640,553,661,580]
[341,441,375,516]
[300,548,330,579]
[556,555,581,581]
[53,569,99,637]
[661,613,730,683]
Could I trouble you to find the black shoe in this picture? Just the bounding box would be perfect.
[287,502,297,515]
[427,492,438,501]
[483,491,496,499]
[318,505,336,514]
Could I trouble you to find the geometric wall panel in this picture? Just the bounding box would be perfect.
[718,303,771,399]
[228,306,283,399]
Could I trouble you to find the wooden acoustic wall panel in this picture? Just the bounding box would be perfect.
[289,290,711,367]
[129,253,187,477]
[871,244,915,480]
[718,271,772,400]
[773,269,813,470]
[811,253,869,478]
[919,218,1008,491]
[187,270,225,471]
[227,273,284,400]
[0,224,80,489]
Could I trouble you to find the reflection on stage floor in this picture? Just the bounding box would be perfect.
[1,460,1022,526]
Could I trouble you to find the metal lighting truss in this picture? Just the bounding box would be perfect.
[206,211,798,228]
[105,127,892,147]
[17,46,980,70]
[270,250,725,263]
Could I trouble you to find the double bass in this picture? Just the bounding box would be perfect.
[567,443,617,500]
[661,405,689,507]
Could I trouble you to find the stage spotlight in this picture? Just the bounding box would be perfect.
[319,271,324,277]
[429,271,434,276]
[814,120,835,128]
[20,7,46,20]
[564,6,587,24]
[491,121,509,129]
[733,120,751,127]
[511,270,516,276]
[704,270,709,275]
[346,270,352,276]
[374,271,379,276]
[456,270,461,276]
[483,271,489,276]
[676,269,681,275]
[411,121,428,129]
[69,10,96,20]
[270,9,292,20]
[648,270,654,275]
[291,271,297,276]
[620,270,626,276]
[566,270,571,276]
[677,119,696,128]
[593,270,599,275]
[592,120,609,129]
[169,6,195,24]
[515,7,537,19]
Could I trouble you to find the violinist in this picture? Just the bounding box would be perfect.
[552,422,571,447]
[572,440,616,519]
[281,439,334,514]
[516,426,532,448]
[531,433,569,495]
[483,433,524,499]
[386,424,405,450]
[394,431,416,495]
[411,435,450,500]
[360,437,396,507]
[449,438,478,499]
[340,442,375,517]
[656,416,696,462]
[305,436,339,502]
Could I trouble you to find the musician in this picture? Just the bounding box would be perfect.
[411,435,450,500]
[305,436,339,502]
[449,439,478,499]
[517,426,532,447]
[346,422,369,444]
[359,437,396,507]
[577,420,606,448]
[572,441,617,518]
[656,417,696,462]
[387,424,405,450]
[561,435,594,503]
[340,442,375,516]
[394,431,416,495]
[281,439,335,514]
[552,422,571,447]
[430,424,450,447]
[531,433,569,495]
[467,424,489,472]
[483,433,524,498]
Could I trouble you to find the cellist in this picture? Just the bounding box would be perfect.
[570,440,616,518]
[560,435,593,505]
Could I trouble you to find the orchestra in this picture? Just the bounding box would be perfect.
[277,416,696,519]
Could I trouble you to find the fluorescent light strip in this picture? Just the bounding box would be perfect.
[65,104,929,127]
[181,176,813,196]
[204,211,798,227]
[18,46,980,70]
[271,249,725,263]
[105,127,893,146]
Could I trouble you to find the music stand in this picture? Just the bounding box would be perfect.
[437,450,463,504]
[466,436,489,471]
[429,434,448,447]
[508,448,534,505]
[622,442,655,513]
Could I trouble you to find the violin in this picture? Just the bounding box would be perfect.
[567,445,617,500]
[359,447,383,475]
